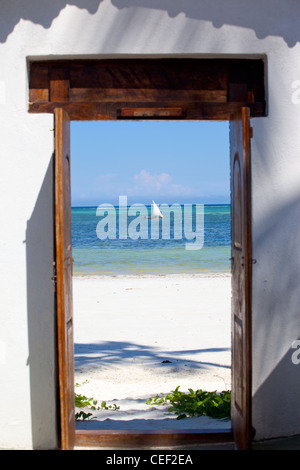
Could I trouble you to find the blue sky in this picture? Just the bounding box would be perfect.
[70,120,230,207]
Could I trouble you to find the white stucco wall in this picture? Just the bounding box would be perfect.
[1,0,300,449]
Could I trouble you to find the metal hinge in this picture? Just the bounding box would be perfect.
[51,261,57,290]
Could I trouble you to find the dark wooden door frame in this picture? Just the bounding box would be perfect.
[29,58,265,450]
[230,107,253,450]
[54,108,75,450]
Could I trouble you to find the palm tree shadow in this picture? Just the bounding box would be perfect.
[74,340,231,372]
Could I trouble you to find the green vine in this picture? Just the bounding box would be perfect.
[75,382,120,421]
[146,386,231,420]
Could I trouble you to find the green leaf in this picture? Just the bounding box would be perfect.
[146,388,231,420]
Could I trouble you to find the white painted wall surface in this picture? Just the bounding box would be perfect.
[1,0,300,449]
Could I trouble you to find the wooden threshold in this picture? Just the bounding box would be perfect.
[75,428,234,448]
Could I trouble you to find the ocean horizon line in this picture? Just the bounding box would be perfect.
[71,202,231,209]
[71,203,231,276]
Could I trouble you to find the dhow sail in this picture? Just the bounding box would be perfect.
[152,200,163,218]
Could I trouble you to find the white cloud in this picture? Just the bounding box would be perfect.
[128,169,192,198]
[133,169,171,190]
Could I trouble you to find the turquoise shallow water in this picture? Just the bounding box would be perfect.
[72,204,231,276]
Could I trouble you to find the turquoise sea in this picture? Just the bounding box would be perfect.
[72,204,231,276]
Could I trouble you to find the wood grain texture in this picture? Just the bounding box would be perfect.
[28,59,266,120]
[75,429,234,448]
[230,107,252,451]
[54,108,75,450]
[29,101,265,121]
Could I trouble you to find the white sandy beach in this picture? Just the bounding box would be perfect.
[73,274,232,431]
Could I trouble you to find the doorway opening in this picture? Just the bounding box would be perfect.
[29,57,265,449]
[71,120,232,436]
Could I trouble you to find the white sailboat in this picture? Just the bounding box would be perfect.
[152,200,163,218]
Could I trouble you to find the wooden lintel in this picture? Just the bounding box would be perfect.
[28,100,265,121]
[28,58,266,121]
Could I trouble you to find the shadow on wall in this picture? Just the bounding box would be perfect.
[0,0,299,47]
[0,0,103,43]
[253,345,300,441]
[26,156,58,450]
[252,191,300,440]
[111,0,300,47]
